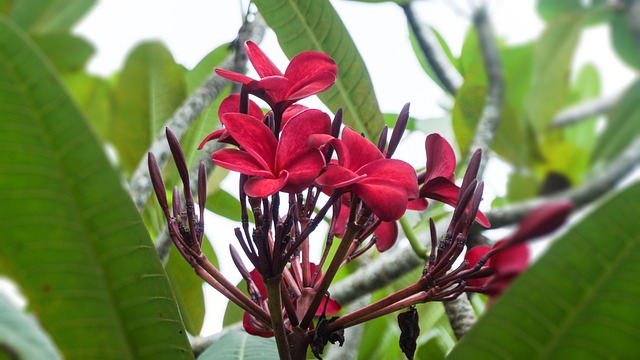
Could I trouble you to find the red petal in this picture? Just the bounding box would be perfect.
[316,297,342,316]
[245,41,282,78]
[332,204,350,238]
[220,113,277,172]
[358,159,419,199]
[491,242,529,274]
[284,51,337,87]
[354,181,409,221]
[249,269,268,299]
[218,94,264,119]
[243,312,273,338]
[375,221,399,252]
[198,129,225,150]
[464,245,492,287]
[407,198,428,211]
[287,72,337,101]
[419,177,460,207]
[277,109,331,170]
[215,68,254,85]
[244,173,289,198]
[212,149,273,178]
[425,133,456,182]
[341,127,384,171]
[316,164,365,189]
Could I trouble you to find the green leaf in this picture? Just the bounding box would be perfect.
[536,0,584,21]
[447,181,640,359]
[525,13,584,133]
[0,16,192,359]
[592,79,640,163]
[610,9,640,70]
[0,292,62,360]
[111,41,187,174]
[63,72,114,141]
[31,33,94,73]
[197,330,279,360]
[206,189,243,222]
[166,236,217,336]
[252,0,385,139]
[8,0,96,34]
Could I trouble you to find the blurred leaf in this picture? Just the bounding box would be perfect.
[611,9,640,70]
[592,79,640,163]
[63,72,114,140]
[383,112,416,132]
[537,0,611,25]
[206,189,243,222]
[415,329,449,360]
[0,293,62,360]
[448,181,640,359]
[525,13,584,133]
[253,0,385,139]
[111,41,187,174]
[9,0,96,34]
[0,16,192,359]
[166,236,217,336]
[0,0,13,15]
[197,330,278,360]
[343,0,411,3]
[506,171,539,202]
[31,33,94,73]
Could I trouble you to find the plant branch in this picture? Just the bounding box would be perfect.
[467,5,504,178]
[549,92,622,129]
[485,136,640,229]
[443,294,476,340]
[129,15,266,212]
[401,2,461,95]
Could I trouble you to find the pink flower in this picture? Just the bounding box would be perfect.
[314,127,419,222]
[215,41,337,113]
[211,109,331,197]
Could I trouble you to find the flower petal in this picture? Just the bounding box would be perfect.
[341,127,384,171]
[354,180,409,221]
[243,312,273,338]
[277,109,331,170]
[316,164,366,189]
[197,129,226,150]
[375,221,399,252]
[500,200,573,247]
[425,133,456,182]
[244,172,290,198]
[245,41,283,77]
[489,242,529,276]
[287,71,338,101]
[218,94,264,119]
[284,51,337,87]
[212,148,273,178]
[215,68,254,85]
[358,159,419,199]
[220,113,277,172]
[464,245,492,287]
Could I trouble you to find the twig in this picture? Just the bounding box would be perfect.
[485,136,640,229]
[549,92,622,129]
[129,15,266,212]
[466,5,504,178]
[401,3,461,95]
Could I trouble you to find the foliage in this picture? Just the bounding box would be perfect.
[2,0,640,359]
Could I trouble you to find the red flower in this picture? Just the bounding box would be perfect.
[333,202,399,252]
[464,200,573,298]
[243,268,341,338]
[314,127,419,222]
[215,41,338,113]
[198,94,264,148]
[211,109,331,197]
[420,134,490,227]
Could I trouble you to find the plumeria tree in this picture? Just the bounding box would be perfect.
[2,0,640,359]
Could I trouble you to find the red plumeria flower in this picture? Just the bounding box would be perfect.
[420,134,490,227]
[215,41,338,114]
[313,126,419,222]
[243,268,341,338]
[211,109,331,198]
[464,200,573,299]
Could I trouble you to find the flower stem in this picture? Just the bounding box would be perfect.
[264,275,292,360]
[400,215,427,259]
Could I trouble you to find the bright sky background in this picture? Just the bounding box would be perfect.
[2,0,636,338]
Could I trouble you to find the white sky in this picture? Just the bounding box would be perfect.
[2,0,635,338]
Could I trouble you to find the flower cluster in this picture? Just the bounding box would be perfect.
[149,41,573,360]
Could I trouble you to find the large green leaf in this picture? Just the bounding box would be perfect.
[592,79,640,164]
[0,15,192,359]
[31,32,94,73]
[525,13,583,133]
[448,181,640,359]
[197,330,278,360]
[252,0,385,139]
[0,293,62,360]
[8,0,96,34]
[611,9,640,70]
[111,41,187,174]
[63,72,114,141]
